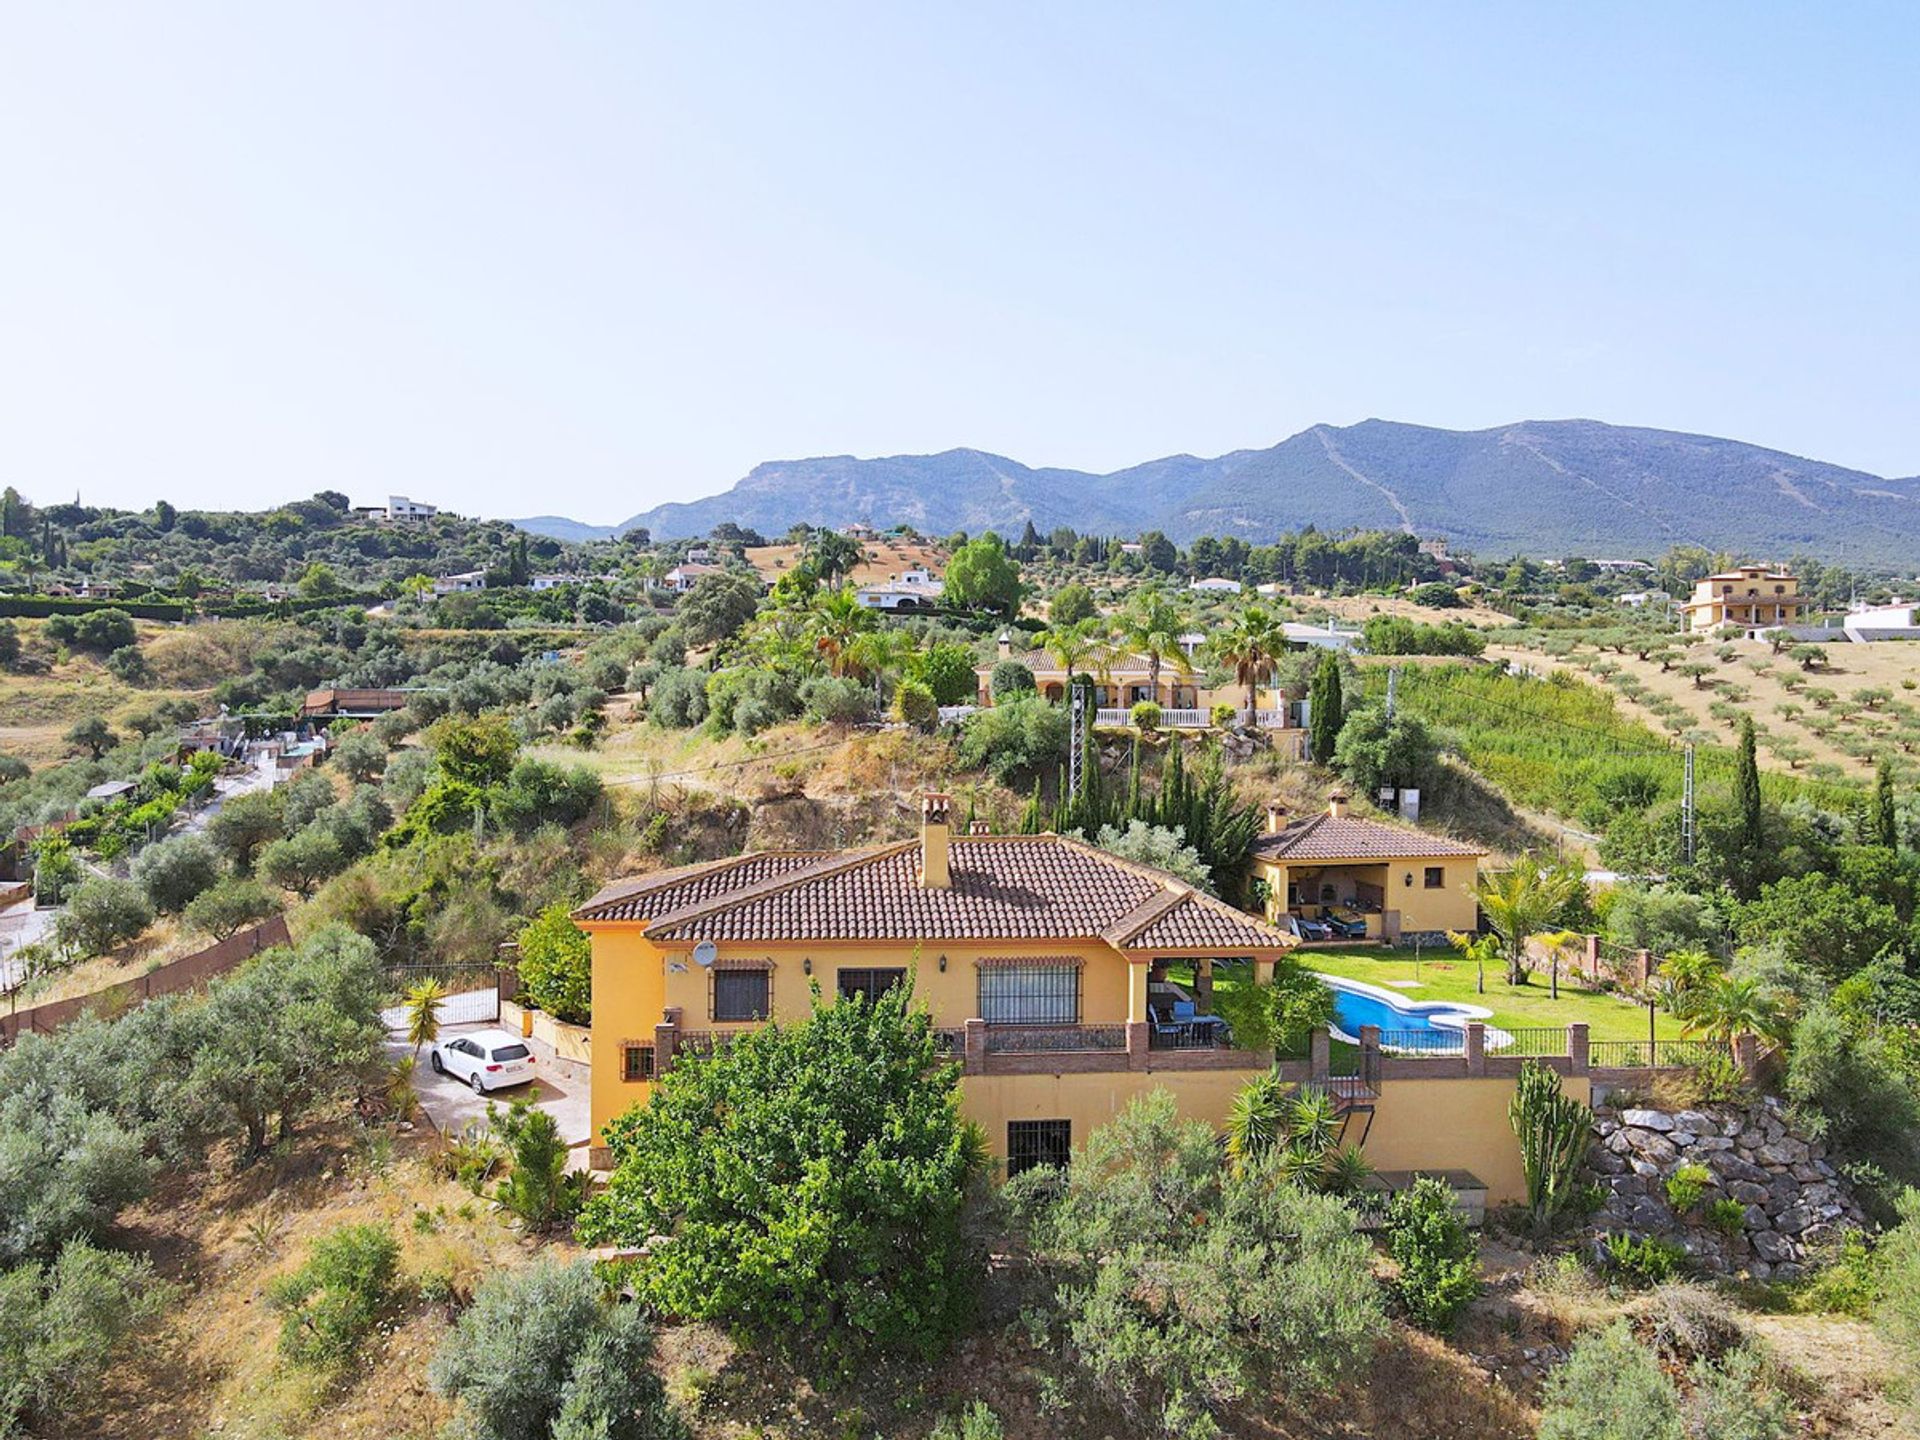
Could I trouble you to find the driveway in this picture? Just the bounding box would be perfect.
[388,1018,592,1168]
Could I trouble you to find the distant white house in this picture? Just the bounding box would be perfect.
[1177,631,1207,657]
[855,567,944,611]
[357,495,439,524]
[433,570,487,596]
[1189,577,1242,594]
[1118,542,1145,557]
[1844,600,1920,642]
[839,521,876,539]
[1617,591,1658,608]
[683,545,714,564]
[531,572,620,591]
[662,562,726,594]
[1282,621,1357,652]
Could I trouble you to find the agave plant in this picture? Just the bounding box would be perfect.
[1225,1069,1291,1170]
[1319,1143,1376,1198]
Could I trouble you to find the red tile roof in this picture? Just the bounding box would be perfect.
[1252,814,1485,862]
[574,834,1291,953]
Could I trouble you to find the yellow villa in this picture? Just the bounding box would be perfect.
[573,793,1583,1200]
[1250,794,1487,941]
[1681,566,1807,635]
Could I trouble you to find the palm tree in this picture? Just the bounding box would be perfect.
[1469,857,1585,986]
[809,586,878,676]
[1212,604,1285,725]
[1656,947,1724,1021]
[1119,589,1191,706]
[1682,974,1786,1044]
[405,977,446,1057]
[1446,929,1503,997]
[1038,617,1111,686]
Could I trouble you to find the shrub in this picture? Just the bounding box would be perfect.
[649,666,709,728]
[1048,582,1095,627]
[1210,703,1236,726]
[988,659,1035,701]
[892,678,937,730]
[799,674,871,724]
[1013,1090,1385,1437]
[516,903,591,1024]
[0,1240,167,1436]
[259,824,348,897]
[1129,700,1162,732]
[1665,1163,1714,1213]
[930,1401,1005,1440]
[54,875,152,957]
[183,875,281,940]
[1087,820,1213,893]
[105,644,150,684]
[1385,1175,1481,1333]
[957,697,1068,787]
[492,757,602,835]
[1212,957,1336,1058]
[706,666,800,736]
[267,1223,400,1366]
[1705,1197,1747,1236]
[1332,705,1438,798]
[919,642,979,705]
[1685,1345,1792,1440]
[578,983,981,1365]
[130,833,222,914]
[1537,1321,1682,1440]
[1604,1232,1688,1286]
[70,608,137,653]
[429,1259,688,1440]
[492,1099,588,1230]
[1879,1189,1920,1424]
[1784,1002,1920,1190]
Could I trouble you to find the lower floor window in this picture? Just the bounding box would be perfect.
[622,1044,655,1082]
[1007,1119,1072,1177]
[837,967,907,1004]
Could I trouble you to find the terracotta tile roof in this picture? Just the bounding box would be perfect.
[577,834,1292,953]
[573,851,836,922]
[1252,814,1485,862]
[973,650,1187,678]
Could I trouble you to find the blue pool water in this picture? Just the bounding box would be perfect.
[1327,984,1479,1050]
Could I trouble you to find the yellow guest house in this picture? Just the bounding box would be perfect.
[1250,794,1486,941]
[1681,566,1806,635]
[575,794,1575,1199]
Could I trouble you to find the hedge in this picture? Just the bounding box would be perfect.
[0,595,191,622]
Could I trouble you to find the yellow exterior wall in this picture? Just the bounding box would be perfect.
[1255,855,1481,933]
[960,1069,1257,1154]
[585,925,670,1142]
[1362,1074,1591,1203]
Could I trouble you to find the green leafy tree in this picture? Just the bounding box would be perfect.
[516,903,591,1024]
[426,712,520,789]
[492,1099,588,1230]
[65,715,114,760]
[1332,705,1438,799]
[577,982,982,1364]
[988,658,1035,701]
[330,730,387,784]
[0,1240,167,1437]
[917,642,978,706]
[677,570,763,648]
[1733,872,1904,983]
[1876,755,1899,849]
[54,876,152,957]
[259,824,348,897]
[430,1259,689,1440]
[206,789,285,874]
[1087,820,1213,893]
[944,533,1023,618]
[1307,652,1343,762]
[1010,1090,1385,1437]
[267,1223,399,1366]
[1385,1174,1480,1333]
[892,678,937,729]
[130,833,222,914]
[1212,956,1336,1057]
[1048,582,1095,627]
[296,561,346,599]
[183,875,281,939]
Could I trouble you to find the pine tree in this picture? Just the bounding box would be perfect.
[1308,654,1344,764]
[1875,755,1899,849]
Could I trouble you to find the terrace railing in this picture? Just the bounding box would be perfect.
[982,1023,1127,1054]
[1148,1019,1235,1050]
[1491,1026,1569,1058]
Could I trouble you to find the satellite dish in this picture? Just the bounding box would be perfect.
[692,941,718,968]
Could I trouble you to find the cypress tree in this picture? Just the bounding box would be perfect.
[1875,756,1899,849]
[1735,716,1762,840]
[1308,653,1344,764]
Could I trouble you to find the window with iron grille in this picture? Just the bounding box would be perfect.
[978,964,1079,1025]
[713,968,770,1022]
[836,967,907,1004]
[1007,1119,1072,1177]
[622,1044,655,1082]
[1424,866,1444,888]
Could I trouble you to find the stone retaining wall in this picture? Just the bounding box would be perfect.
[1587,1095,1870,1280]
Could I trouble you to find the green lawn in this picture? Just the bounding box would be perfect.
[1296,946,1683,1043]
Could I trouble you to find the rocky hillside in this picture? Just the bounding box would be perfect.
[516,419,1920,564]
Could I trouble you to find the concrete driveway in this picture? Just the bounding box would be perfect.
[388,1018,592,1165]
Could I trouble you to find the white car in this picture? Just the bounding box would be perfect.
[430,1029,537,1093]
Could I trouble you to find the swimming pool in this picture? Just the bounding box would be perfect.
[1317,974,1505,1053]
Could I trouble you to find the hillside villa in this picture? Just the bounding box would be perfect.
[1681,566,1807,635]
[1251,794,1486,942]
[573,794,1592,1199]
[972,635,1306,750]
[855,566,944,611]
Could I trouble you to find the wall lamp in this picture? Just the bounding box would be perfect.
[938,953,948,972]
[803,957,812,976]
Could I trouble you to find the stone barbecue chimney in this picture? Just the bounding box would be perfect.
[1327,792,1349,820]
[1265,802,1289,836]
[919,792,953,889]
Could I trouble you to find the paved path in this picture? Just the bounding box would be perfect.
[386,1017,592,1170]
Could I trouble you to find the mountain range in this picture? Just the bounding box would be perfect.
[512,419,1920,566]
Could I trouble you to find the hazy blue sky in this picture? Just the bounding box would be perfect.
[3,4,1915,521]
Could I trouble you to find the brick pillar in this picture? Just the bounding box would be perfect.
[1634,949,1652,988]
[1584,933,1601,982]
[1732,1031,1759,1080]
[1125,1020,1150,1070]
[1309,1025,1330,1081]
[963,1018,987,1076]
[1465,1021,1486,1076]
[1195,959,1214,1011]
[1359,1024,1381,1082]
[1568,1022,1591,1076]
[654,1006,681,1074]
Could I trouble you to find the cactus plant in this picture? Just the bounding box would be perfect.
[1509,1059,1592,1231]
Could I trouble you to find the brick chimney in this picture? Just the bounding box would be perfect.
[996,629,1013,661]
[1265,802,1289,835]
[1327,791,1349,820]
[969,819,991,835]
[919,792,953,888]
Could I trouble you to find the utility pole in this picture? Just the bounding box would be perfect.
[1067,683,1086,802]
[1385,665,1400,722]
[1681,743,1696,865]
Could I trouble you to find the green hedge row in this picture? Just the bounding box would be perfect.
[0,595,191,621]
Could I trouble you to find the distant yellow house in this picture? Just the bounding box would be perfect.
[1681,566,1806,635]
[1250,794,1486,940]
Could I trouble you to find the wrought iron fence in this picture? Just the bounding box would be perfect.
[380,964,508,1029]
[983,1024,1126,1053]
[1148,1019,1235,1050]
[1588,1038,1731,1069]
[1493,1026,1569,1057]
[1374,1028,1466,1055]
